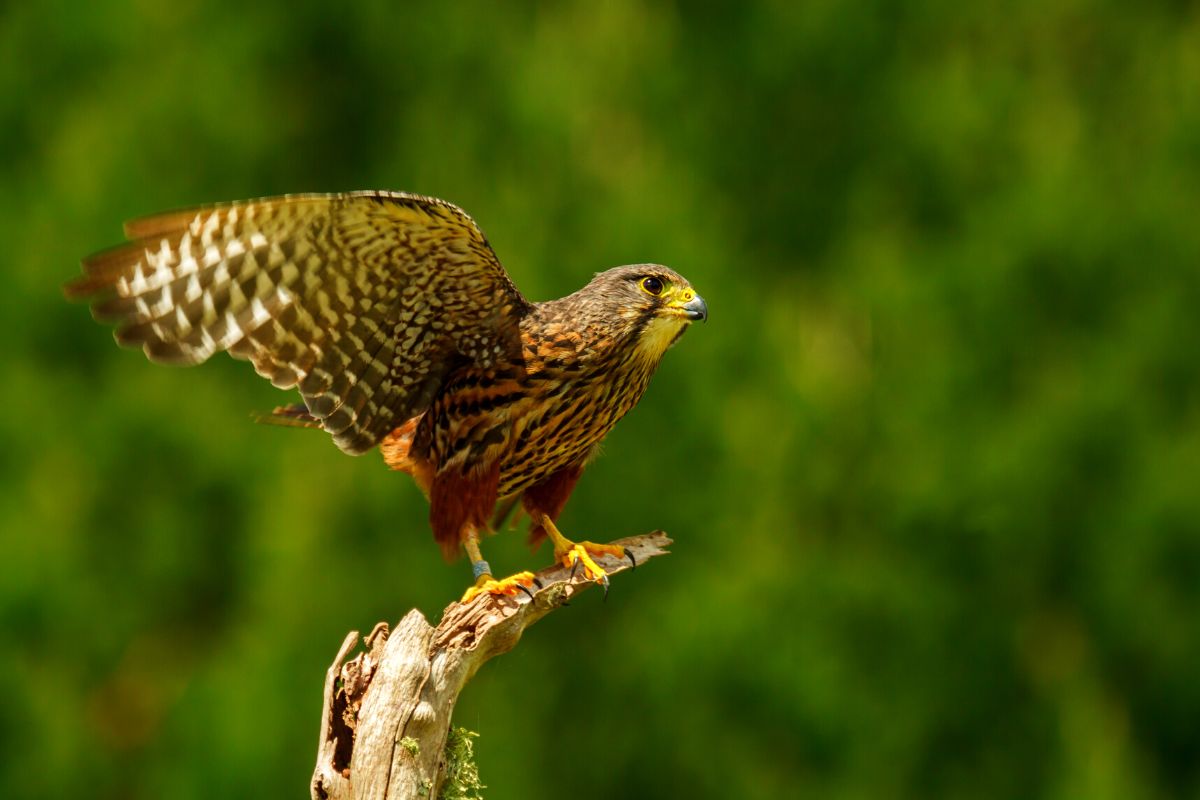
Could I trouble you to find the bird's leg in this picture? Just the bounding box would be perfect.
[459,527,537,603]
[531,511,632,587]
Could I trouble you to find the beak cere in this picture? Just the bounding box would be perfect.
[682,293,708,322]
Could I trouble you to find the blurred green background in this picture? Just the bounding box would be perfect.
[3,1,1200,798]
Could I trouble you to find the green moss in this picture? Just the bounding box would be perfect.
[439,727,484,800]
[400,737,420,757]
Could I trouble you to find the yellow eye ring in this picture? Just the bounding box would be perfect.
[641,276,665,296]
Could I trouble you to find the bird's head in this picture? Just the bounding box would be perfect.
[583,264,707,362]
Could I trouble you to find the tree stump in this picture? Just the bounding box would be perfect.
[310,532,673,800]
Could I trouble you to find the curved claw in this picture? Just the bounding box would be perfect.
[625,548,637,571]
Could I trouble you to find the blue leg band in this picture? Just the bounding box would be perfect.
[472,560,492,580]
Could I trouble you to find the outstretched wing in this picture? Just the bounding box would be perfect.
[66,191,531,454]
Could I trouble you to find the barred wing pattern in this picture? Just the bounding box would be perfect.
[67,192,531,454]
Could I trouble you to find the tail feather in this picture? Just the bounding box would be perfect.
[255,402,322,429]
[490,495,524,532]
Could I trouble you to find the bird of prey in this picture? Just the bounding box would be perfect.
[65,192,707,601]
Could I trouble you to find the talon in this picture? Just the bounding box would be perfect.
[532,576,544,589]
[537,514,626,590]
[625,548,637,570]
[460,571,536,603]
[517,583,536,602]
[556,542,623,587]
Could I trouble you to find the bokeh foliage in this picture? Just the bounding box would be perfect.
[3,1,1199,798]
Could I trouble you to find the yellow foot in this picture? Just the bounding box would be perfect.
[460,571,537,604]
[556,542,630,585]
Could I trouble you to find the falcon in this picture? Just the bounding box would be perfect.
[65,192,707,601]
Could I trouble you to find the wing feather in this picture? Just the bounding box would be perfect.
[66,191,531,454]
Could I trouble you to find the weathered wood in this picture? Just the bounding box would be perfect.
[311,532,672,800]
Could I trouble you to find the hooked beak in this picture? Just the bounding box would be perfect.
[682,293,708,322]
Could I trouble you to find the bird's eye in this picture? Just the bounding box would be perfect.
[640,276,665,296]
